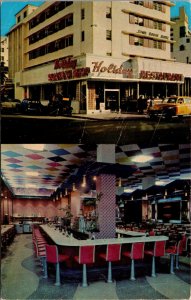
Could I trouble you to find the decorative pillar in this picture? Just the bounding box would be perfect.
[95,174,116,239]
[70,190,81,226]
[94,144,116,238]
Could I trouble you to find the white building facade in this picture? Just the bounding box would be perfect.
[8,1,191,114]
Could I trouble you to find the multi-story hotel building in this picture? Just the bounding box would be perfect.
[8,1,191,114]
[171,6,191,64]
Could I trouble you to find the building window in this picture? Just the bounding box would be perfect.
[29,2,73,29]
[106,52,112,56]
[134,1,144,5]
[180,45,185,51]
[180,26,186,38]
[186,57,189,64]
[153,2,162,12]
[106,7,111,18]
[23,11,27,18]
[186,38,190,43]
[81,31,85,41]
[17,16,21,23]
[106,30,112,40]
[1,48,4,52]
[81,9,85,20]
[1,56,4,61]
[29,35,73,60]
[29,14,73,44]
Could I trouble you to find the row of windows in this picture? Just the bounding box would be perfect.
[29,35,73,60]
[131,1,166,12]
[29,14,73,45]
[129,14,166,31]
[29,1,73,29]
[129,35,166,50]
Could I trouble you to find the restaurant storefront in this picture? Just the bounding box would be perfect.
[18,54,190,114]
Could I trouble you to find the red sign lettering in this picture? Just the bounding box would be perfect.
[140,70,183,81]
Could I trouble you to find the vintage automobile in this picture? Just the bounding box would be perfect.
[1,98,21,114]
[21,98,46,114]
[148,96,191,120]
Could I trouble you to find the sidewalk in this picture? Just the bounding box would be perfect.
[72,111,149,121]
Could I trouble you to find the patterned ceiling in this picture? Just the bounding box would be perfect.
[1,144,190,197]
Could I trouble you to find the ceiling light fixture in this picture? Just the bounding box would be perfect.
[23,144,44,151]
[131,154,153,163]
[81,175,86,187]
[72,183,76,191]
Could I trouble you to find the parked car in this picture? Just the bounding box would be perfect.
[148,96,191,120]
[21,98,45,114]
[1,98,21,114]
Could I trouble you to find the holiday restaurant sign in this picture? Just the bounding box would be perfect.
[48,57,133,81]
[48,57,183,82]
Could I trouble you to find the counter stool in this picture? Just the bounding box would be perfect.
[99,244,121,283]
[165,239,184,274]
[122,242,145,280]
[33,240,46,277]
[74,245,95,287]
[45,244,69,286]
[144,240,166,277]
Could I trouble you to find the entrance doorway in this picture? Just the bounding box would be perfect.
[105,89,120,111]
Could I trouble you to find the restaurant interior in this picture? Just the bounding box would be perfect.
[1,143,191,298]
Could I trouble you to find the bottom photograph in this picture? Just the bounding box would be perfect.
[1,143,190,300]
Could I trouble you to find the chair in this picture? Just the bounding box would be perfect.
[45,244,69,286]
[144,240,166,277]
[122,242,145,280]
[74,245,95,287]
[99,244,121,283]
[166,239,184,274]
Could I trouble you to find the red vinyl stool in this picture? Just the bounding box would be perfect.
[145,240,166,277]
[74,245,95,287]
[166,239,184,274]
[123,242,145,280]
[99,244,121,283]
[45,244,69,286]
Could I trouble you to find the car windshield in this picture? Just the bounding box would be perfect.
[167,98,177,103]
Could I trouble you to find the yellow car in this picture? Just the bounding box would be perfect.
[1,98,21,114]
[148,96,191,120]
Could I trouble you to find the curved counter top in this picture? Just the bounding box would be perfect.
[116,229,146,237]
[1,225,15,235]
[40,225,168,247]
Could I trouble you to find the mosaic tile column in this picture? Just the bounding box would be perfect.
[95,174,116,239]
[70,190,81,226]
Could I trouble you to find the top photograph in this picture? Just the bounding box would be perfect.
[1,0,191,144]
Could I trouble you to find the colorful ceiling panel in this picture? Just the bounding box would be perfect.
[1,143,190,197]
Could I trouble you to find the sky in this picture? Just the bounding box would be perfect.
[1,0,191,36]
